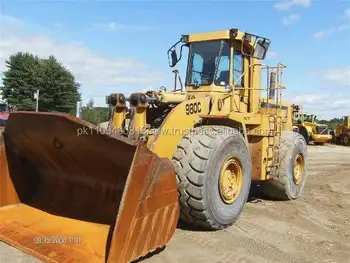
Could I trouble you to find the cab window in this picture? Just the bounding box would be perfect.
[232,49,244,87]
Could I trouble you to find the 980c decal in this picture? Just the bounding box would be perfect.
[185,102,201,115]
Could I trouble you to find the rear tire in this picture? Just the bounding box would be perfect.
[172,125,251,230]
[343,133,350,146]
[262,131,308,200]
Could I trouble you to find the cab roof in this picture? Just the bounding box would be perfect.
[186,28,252,45]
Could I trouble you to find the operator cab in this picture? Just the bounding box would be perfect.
[302,114,316,123]
[167,28,270,92]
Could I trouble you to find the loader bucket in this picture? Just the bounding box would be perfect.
[0,111,179,263]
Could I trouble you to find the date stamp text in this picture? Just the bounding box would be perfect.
[33,236,82,244]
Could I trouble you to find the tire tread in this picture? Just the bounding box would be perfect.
[262,131,308,200]
[172,125,249,230]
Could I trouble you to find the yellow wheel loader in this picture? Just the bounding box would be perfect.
[0,28,308,263]
[331,115,350,146]
[293,112,332,145]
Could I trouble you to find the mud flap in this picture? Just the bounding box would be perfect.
[0,112,179,263]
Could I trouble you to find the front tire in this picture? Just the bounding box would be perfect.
[335,136,341,144]
[330,130,336,143]
[298,126,310,144]
[172,126,252,230]
[262,131,308,200]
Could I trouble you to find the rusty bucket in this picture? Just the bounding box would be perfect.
[0,112,179,263]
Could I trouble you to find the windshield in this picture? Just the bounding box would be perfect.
[186,40,230,86]
[303,115,314,122]
[0,104,8,113]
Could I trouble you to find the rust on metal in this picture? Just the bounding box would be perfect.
[0,131,20,207]
[0,111,180,263]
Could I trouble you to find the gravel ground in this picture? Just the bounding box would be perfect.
[1,143,349,263]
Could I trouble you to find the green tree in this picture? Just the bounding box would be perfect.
[36,56,81,112]
[318,118,343,129]
[81,99,110,125]
[1,52,40,109]
[1,52,81,113]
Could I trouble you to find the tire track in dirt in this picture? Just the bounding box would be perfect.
[148,144,350,263]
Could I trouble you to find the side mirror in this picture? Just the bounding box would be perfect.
[170,49,178,67]
[167,36,187,68]
[253,39,270,60]
[241,33,270,60]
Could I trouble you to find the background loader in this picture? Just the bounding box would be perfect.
[330,115,350,146]
[293,108,332,145]
[0,101,10,129]
[0,28,308,262]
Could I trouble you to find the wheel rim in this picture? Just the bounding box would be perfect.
[293,153,304,185]
[219,157,243,204]
[344,136,349,145]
